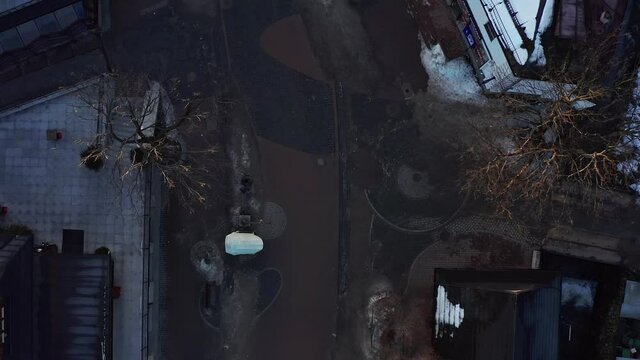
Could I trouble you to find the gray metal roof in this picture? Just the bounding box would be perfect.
[0,234,34,360]
[35,253,113,360]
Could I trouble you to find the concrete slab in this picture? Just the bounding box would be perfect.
[547,226,621,250]
[543,239,622,264]
[0,86,144,359]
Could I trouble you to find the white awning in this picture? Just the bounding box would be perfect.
[225,232,263,255]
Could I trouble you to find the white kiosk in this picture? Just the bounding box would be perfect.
[224,231,264,255]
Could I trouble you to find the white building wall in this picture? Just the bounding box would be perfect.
[466,0,514,87]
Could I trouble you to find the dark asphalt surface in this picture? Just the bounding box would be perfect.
[222,1,340,359]
[223,0,335,154]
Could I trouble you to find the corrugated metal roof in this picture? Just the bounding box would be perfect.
[35,253,113,360]
[515,287,561,360]
[0,234,34,360]
[0,234,30,278]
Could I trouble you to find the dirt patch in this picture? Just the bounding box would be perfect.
[468,232,527,268]
[381,297,438,360]
[362,0,429,94]
[411,92,506,149]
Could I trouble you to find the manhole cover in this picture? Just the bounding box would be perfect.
[256,202,287,240]
[396,165,434,199]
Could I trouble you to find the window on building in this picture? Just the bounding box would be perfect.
[34,13,60,35]
[16,21,39,46]
[0,28,23,52]
[73,2,85,17]
[484,21,498,41]
[54,5,79,29]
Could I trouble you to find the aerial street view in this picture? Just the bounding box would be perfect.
[3,0,640,359]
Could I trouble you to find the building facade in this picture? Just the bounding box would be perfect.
[0,0,106,83]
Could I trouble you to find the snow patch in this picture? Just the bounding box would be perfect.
[419,39,486,105]
[529,0,556,66]
[435,285,465,338]
[483,1,528,65]
[509,0,540,40]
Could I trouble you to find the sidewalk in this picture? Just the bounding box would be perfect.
[224,81,264,230]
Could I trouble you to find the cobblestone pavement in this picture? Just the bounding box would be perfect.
[444,215,541,246]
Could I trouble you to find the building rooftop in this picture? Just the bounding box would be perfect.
[0,80,145,359]
[0,234,33,359]
[35,253,113,360]
[433,269,561,360]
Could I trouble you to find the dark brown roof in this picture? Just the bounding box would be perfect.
[434,269,562,360]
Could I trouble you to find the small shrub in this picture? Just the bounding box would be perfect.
[95,246,111,255]
[81,145,105,171]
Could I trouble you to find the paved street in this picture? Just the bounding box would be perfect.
[250,138,339,360]
[222,1,340,359]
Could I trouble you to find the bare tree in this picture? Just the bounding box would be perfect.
[77,73,220,211]
[462,41,640,217]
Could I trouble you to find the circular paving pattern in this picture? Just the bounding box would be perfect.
[396,164,434,200]
[256,201,287,240]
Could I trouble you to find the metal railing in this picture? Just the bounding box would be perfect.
[482,0,526,65]
[502,0,523,28]
[140,166,152,360]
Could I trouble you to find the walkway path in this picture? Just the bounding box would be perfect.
[249,137,339,360]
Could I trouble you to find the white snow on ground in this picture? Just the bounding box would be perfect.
[561,278,596,310]
[484,1,528,65]
[435,286,465,338]
[617,68,640,195]
[529,0,556,65]
[419,39,486,105]
[509,0,540,39]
